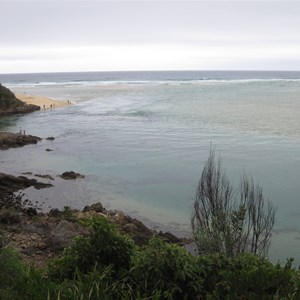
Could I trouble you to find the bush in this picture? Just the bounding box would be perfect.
[0,247,27,299]
[130,237,203,299]
[48,216,135,279]
[197,254,300,299]
[0,229,4,248]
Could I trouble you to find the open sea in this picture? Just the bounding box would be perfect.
[0,70,300,264]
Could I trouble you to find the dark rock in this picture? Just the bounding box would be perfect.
[22,172,33,175]
[24,207,38,217]
[106,210,185,246]
[158,231,182,244]
[0,84,40,115]
[90,202,104,213]
[82,205,91,212]
[46,137,55,140]
[107,210,119,216]
[0,132,42,150]
[131,218,152,234]
[0,172,53,195]
[45,148,53,152]
[0,210,21,224]
[123,218,154,245]
[59,171,85,180]
[122,223,138,233]
[0,193,21,211]
[34,174,54,180]
[23,221,50,236]
[83,205,92,212]
[48,208,61,218]
[48,220,88,251]
[83,202,104,213]
[109,212,154,245]
[112,212,132,226]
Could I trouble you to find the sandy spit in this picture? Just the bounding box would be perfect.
[16,93,70,109]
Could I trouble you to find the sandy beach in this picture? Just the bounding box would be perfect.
[16,93,69,109]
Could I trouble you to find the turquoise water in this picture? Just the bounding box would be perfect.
[0,71,300,264]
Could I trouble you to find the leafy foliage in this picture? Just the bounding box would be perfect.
[0,247,27,299]
[1,215,300,300]
[197,254,300,299]
[48,216,135,279]
[130,237,203,299]
[0,229,4,248]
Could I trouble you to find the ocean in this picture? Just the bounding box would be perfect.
[0,70,300,264]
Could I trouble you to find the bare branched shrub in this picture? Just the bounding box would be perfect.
[191,149,276,257]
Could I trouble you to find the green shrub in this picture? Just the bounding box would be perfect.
[25,265,164,300]
[48,216,135,279]
[0,247,27,299]
[22,266,60,300]
[0,229,4,248]
[197,253,300,299]
[2,216,300,300]
[58,266,138,300]
[23,265,116,300]
[130,237,203,299]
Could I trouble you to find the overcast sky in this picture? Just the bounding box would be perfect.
[1,0,300,73]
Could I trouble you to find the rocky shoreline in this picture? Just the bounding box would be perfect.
[0,132,42,150]
[0,171,189,268]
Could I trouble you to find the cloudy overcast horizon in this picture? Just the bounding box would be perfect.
[1,0,300,74]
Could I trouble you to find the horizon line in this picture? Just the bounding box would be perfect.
[1,69,300,76]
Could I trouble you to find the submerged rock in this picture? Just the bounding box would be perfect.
[35,174,54,180]
[59,171,85,180]
[0,172,53,195]
[22,172,33,175]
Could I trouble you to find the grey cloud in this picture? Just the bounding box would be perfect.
[1,1,300,72]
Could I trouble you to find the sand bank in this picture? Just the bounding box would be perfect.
[16,93,70,110]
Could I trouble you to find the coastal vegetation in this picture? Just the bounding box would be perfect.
[1,215,300,299]
[192,149,276,257]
